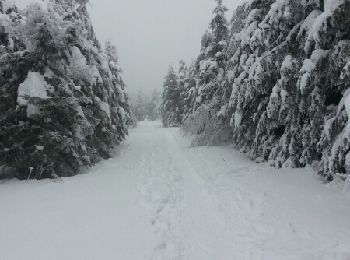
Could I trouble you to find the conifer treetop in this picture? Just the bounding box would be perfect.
[213,0,228,16]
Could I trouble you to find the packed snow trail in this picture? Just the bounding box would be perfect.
[1,121,350,260]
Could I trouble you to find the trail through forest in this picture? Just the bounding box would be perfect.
[1,121,350,260]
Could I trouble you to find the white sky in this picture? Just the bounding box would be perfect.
[89,0,238,95]
[15,0,245,95]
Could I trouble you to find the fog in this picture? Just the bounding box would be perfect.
[88,0,245,95]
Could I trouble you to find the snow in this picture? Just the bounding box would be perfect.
[234,110,242,128]
[218,40,226,46]
[325,0,345,11]
[0,121,350,260]
[199,59,217,72]
[0,11,10,28]
[301,59,316,73]
[281,55,293,72]
[69,46,102,85]
[298,50,328,93]
[26,103,40,117]
[345,92,350,118]
[341,60,350,80]
[266,0,290,25]
[44,68,55,79]
[14,0,48,11]
[117,106,126,122]
[35,145,44,151]
[249,59,263,83]
[2,0,13,11]
[310,49,329,63]
[101,101,111,119]
[299,59,316,92]
[17,72,48,106]
[304,0,345,52]
[298,10,321,39]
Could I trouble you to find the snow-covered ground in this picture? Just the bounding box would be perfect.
[1,121,350,260]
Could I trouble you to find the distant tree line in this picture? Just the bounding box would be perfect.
[130,90,161,122]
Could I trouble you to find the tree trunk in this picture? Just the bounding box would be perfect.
[320,0,325,12]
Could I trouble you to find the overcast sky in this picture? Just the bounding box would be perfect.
[15,0,244,95]
[89,0,236,95]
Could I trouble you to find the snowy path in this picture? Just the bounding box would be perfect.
[1,121,350,260]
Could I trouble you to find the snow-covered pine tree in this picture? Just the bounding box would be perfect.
[104,40,131,131]
[0,0,29,178]
[0,0,130,179]
[224,0,350,180]
[161,66,182,127]
[231,0,310,166]
[177,60,188,122]
[130,90,161,122]
[131,91,146,121]
[180,61,197,120]
[148,89,161,121]
[310,0,350,180]
[181,0,232,146]
[194,0,228,109]
[179,0,350,180]
[225,0,280,159]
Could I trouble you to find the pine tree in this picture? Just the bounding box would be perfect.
[130,90,161,122]
[0,0,130,179]
[181,0,231,146]
[161,66,181,127]
[194,0,229,110]
[180,61,197,120]
[179,0,350,181]
[148,89,161,121]
[224,0,350,178]
[131,91,146,121]
[104,40,131,132]
[177,60,188,122]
